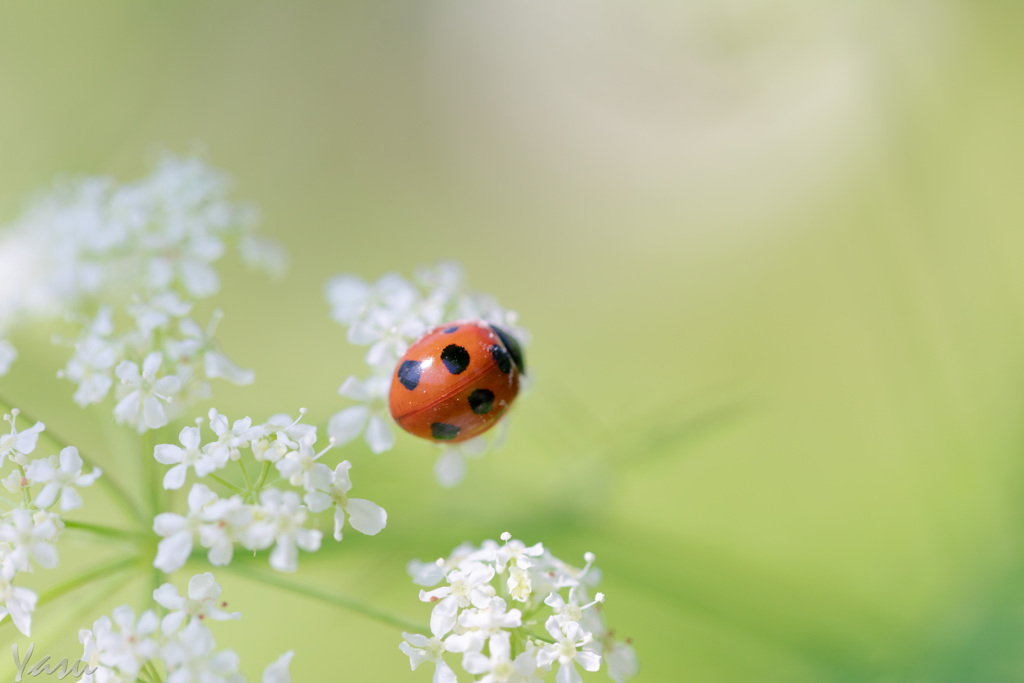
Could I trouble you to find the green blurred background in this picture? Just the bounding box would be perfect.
[2,1,1024,681]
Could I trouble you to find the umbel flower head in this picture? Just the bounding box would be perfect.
[324,264,529,486]
[78,572,293,683]
[0,409,101,637]
[0,155,286,432]
[401,533,637,683]
[150,408,387,574]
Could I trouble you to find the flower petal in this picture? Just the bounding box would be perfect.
[345,498,387,536]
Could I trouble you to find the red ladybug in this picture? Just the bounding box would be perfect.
[389,321,525,443]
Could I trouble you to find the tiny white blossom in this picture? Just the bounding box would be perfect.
[536,617,601,683]
[0,508,59,572]
[245,488,321,572]
[24,446,101,510]
[327,375,395,454]
[206,408,263,463]
[433,437,488,488]
[113,352,182,431]
[128,291,192,336]
[262,650,294,683]
[0,573,37,636]
[0,412,44,466]
[304,461,387,541]
[153,483,219,573]
[63,336,120,406]
[91,607,160,680]
[419,562,496,637]
[274,438,322,491]
[603,639,639,683]
[154,425,227,490]
[153,572,241,634]
[544,588,605,631]
[463,631,541,683]
[445,596,522,655]
[161,620,242,683]
[399,631,457,683]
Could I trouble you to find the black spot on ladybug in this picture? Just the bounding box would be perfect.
[443,326,459,333]
[441,344,470,374]
[490,344,512,374]
[489,325,525,374]
[431,422,461,440]
[468,389,495,415]
[396,360,421,391]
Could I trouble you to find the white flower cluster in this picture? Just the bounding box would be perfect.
[401,533,637,683]
[152,409,387,574]
[78,572,293,683]
[0,410,101,636]
[0,155,286,432]
[324,263,528,485]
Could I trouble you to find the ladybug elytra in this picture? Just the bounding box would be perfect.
[388,321,524,443]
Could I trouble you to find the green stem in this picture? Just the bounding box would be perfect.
[142,431,161,521]
[209,473,243,493]
[225,564,429,634]
[250,461,272,502]
[16,464,30,506]
[237,459,253,494]
[36,555,138,607]
[64,519,141,540]
[0,395,145,524]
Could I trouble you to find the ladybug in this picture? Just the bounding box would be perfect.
[388,321,525,443]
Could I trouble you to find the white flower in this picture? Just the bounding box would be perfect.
[262,651,294,683]
[0,339,16,376]
[245,488,321,572]
[113,352,182,431]
[0,574,37,636]
[206,409,262,463]
[406,536,632,682]
[544,588,604,631]
[536,617,601,683]
[496,531,544,572]
[419,562,496,637]
[63,336,119,406]
[433,436,488,488]
[168,315,255,387]
[24,446,101,511]
[153,483,219,573]
[0,508,59,573]
[197,495,252,567]
[325,273,418,328]
[0,412,44,466]
[304,461,387,541]
[445,596,522,656]
[603,639,639,683]
[361,313,428,368]
[154,426,227,490]
[153,572,241,634]
[128,291,192,336]
[275,439,323,492]
[327,375,395,454]
[161,620,242,683]
[399,631,457,683]
[92,607,160,680]
[78,627,103,680]
[463,631,540,683]
[407,542,480,587]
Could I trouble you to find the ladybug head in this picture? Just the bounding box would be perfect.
[488,325,525,375]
